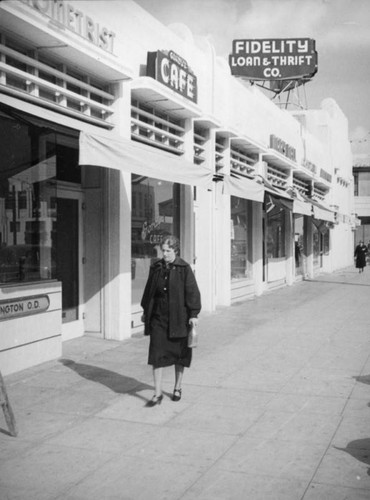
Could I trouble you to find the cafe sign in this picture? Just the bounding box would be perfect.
[147,50,198,103]
[229,38,318,82]
[0,295,50,321]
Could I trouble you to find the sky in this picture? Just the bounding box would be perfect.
[135,0,370,155]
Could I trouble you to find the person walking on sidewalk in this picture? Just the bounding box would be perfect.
[354,240,368,273]
[141,235,201,407]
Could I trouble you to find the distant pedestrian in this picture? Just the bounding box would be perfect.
[141,235,201,406]
[354,240,368,273]
[294,240,301,268]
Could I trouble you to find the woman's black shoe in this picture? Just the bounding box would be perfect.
[146,394,163,407]
[172,388,182,402]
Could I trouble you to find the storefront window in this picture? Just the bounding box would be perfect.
[0,105,79,286]
[323,229,330,255]
[131,175,180,304]
[230,196,252,280]
[0,108,57,284]
[266,208,286,259]
[294,215,304,276]
[357,171,370,196]
[312,223,321,268]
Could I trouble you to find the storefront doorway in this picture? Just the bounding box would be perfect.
[294,215,304,276]
[313,222,323,270]
[265,195,289,283]
[57,188,84,340]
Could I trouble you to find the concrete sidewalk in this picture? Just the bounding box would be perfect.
[1,267,370,500]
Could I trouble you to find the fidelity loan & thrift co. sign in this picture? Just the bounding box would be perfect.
[229,38,318,81]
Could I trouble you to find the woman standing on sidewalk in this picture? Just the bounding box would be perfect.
[354,240,368,273]
[141,235,201,407]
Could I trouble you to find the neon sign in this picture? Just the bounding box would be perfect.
[147,50,197,103]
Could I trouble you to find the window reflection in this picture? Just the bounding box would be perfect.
[131,175,180,304]
[357,171,370,197]
[230,196,252,280]
[0,106,79,285]
[266,210,286,259]
[294,215,304,276]
[0,109,57,284]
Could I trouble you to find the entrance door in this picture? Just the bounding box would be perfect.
[57,190,84,340]
[312,224,323,270]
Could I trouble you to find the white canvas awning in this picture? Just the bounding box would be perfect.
[293,192,313,216]
[223,174,264,203]
[79,132,214,188]
[312,204,335,222]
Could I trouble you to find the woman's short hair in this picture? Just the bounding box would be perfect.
[161,235,180,255]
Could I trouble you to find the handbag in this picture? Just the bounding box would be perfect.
[188,324,198,348]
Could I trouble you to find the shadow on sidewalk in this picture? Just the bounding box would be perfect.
[334,439,370,476]
[353,375,370,385]
[60,359,153,404]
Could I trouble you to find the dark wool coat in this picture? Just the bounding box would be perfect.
[354,244,367,269]
[141,257,201,338]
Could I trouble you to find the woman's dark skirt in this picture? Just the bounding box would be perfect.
[148,296,192,368]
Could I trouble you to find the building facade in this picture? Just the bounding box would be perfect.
[353,154,370,245]
[0,0,355,375]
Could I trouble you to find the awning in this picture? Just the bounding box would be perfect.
[294,192,335,222]
[293,192,313,216]
[79,132,214,188]
[223,174,264,203]
[300,194,335,223]
[312,203,335,222]
[265,192,293,212]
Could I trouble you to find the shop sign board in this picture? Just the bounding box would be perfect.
[270,134,296,162]
[320,168,332,183]
[302,159,317,174]
[229,38,318,81]
[19,0,116,53]
[0,295,50,321]
[147,50,197,103]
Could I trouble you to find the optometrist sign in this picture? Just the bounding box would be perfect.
[0,295,50,321]
[19,0,116,53]
[147,50,197,103]
[229,38,318,81]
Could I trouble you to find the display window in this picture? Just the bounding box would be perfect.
[294,214,304,276]
[230,196,252,280]
[131,175,181,304]
[312,223,321,268]
[354,171,370,196]
[266,206,286,259]
[0,105,79,293]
